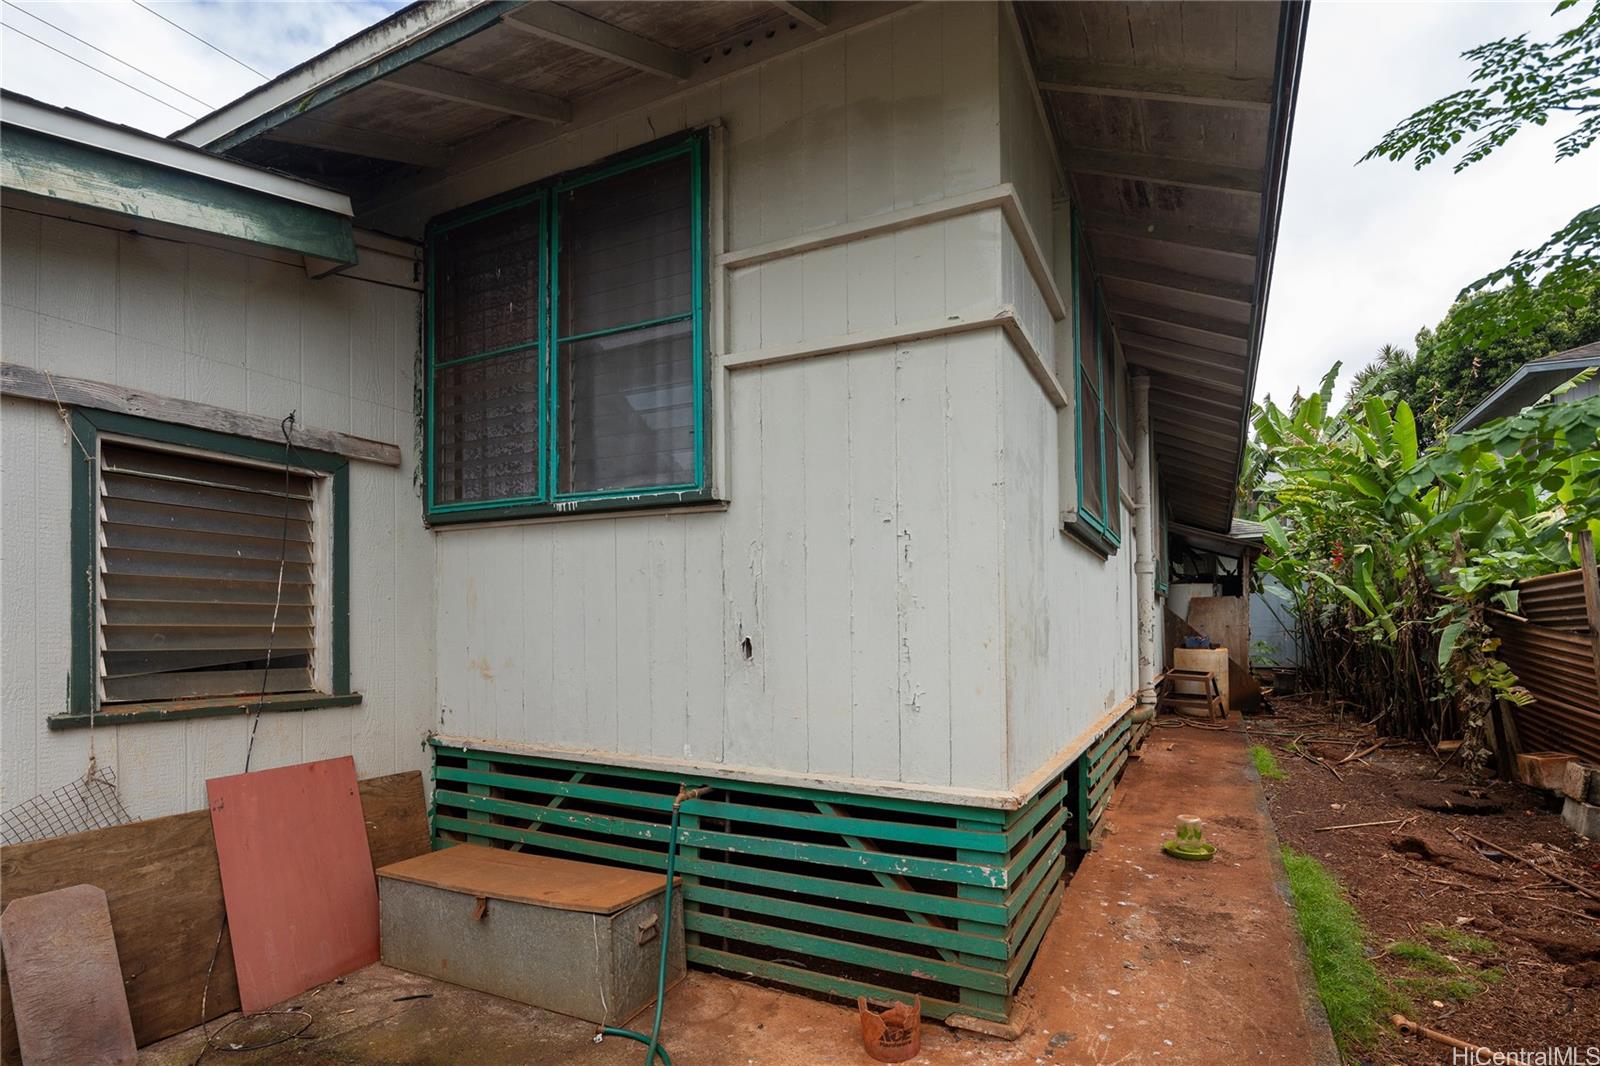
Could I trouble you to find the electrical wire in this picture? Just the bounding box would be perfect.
[2,1,215,111]
[2,22,200,119]
[128,0,266,79]
[194,412,300,1066]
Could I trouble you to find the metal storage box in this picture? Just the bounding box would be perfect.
[376,844,683,1026]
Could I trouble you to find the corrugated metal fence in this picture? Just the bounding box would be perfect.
[1488,558,1600,764]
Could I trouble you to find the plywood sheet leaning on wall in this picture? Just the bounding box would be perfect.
[0,771,428,1064]
[207,757,381,1013]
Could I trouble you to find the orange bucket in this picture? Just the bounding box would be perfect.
[857,996,921,1062]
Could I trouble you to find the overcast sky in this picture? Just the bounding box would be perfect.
[1259,0,1596,406]
[2,1,1592,407]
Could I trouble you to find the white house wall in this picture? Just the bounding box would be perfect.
[431,2,1020,792]
[0,207,433,820]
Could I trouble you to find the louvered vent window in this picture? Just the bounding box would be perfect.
[97,441,319,705]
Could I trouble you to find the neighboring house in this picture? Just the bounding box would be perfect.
[1,0,1305,1026]
[1453,340,1600,431]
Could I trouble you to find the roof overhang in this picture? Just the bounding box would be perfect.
[166,1,1305,531]
[1452,342,1600,431]
[1017,1,1309,532]
[1,92,355,267]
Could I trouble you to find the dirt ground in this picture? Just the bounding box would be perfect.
[1255,692,1600,1063]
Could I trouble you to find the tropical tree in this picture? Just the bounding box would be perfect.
[1362,0,1600,354]
[1347,273,1600,445]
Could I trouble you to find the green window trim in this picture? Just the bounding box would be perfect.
[424,131,711,525]
[1067,221,1123,557]
[61,409,354,726]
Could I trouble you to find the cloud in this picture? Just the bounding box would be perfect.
[1,0,403,135]
[1257,1,1596,406]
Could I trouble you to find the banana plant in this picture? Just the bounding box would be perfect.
[1250,366,1600,777]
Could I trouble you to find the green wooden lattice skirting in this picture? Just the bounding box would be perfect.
[428,740,1085,1023]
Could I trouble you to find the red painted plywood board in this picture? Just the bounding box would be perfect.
[206,756,379,1012]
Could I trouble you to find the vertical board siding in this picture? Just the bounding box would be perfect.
[429,4,1017,793]
[0,207,433,821]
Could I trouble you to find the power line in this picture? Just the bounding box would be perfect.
[3,23,201,119]
[128,0,266,80]
[3,1,215,111]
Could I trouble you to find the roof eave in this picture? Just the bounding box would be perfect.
[1217,0,1310,534]
[172,0,514,152]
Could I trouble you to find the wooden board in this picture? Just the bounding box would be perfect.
[377,844,670,915]
[0,771,426,1064]
[207,757,379,1013]
[0,884,136,1066]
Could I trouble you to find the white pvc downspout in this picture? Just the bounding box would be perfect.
[1132,374,1158,713]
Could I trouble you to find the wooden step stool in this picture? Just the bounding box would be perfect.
[1159,669,1225,720]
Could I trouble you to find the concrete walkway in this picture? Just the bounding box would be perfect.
[1018,722,1341,1065]
[142,725,1337,1065]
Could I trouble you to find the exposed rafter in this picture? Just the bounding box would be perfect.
[1123,349,1245,391]
[502,3,691,81]
[1080,210,1258,261]
[262,118,447,168]
[1112,301,1251,346]
[385,63,572,124]
[773,1,829,31]
[1037,60,1273,110]
[1097,257,1254,306]
[1069,148,1263,195]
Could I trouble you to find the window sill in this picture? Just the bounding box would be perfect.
[427,489,722,528]
[1063,516,1120,558]
[47,692,362,730]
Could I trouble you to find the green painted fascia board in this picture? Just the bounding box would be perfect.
[205,2,520,153]
[1,126,355,264]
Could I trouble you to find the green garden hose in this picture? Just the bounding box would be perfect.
[598,784,708,1065]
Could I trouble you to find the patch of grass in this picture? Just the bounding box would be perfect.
[1386,940,1457,973]
[1280,846,1392,1052]
[1388,934,1502,1005]
[1421,922,1496,955]
[1251,744,1288,780]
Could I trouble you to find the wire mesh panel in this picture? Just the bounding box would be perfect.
[1,768,133,845]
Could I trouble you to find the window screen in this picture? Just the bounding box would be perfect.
[556,153,696,495]
[1073,231,1120,549]
[97,441,318,704]
[425,135,705,520]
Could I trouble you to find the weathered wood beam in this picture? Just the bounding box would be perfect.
[385,63,572,124]
[773,1,829,30]
[1081,210,1258,260]
[1069,148,1263,195]
[1151,400,1239,431]
[1112,301,1251,345]
[1,363,402,466]
[1121,330,1246,372]
[1148,382,1243,416]
[1097,257,1253,306]
[1154,423,1240,453]
[1125,353,1244,394]
[1037,60,1273,110]
[262,117,447,168]
[503,3,690,81]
